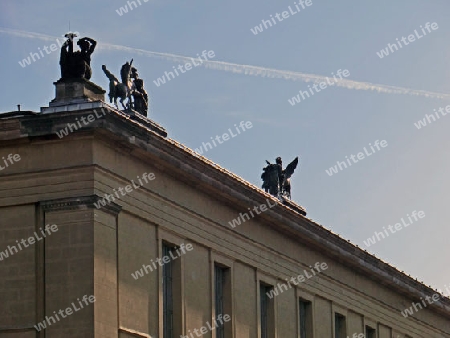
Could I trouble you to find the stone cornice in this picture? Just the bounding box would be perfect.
[41,195,121,216]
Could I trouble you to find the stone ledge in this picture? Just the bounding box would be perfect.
[41,101,108,114]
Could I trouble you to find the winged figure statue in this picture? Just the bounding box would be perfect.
[261,156,299,199]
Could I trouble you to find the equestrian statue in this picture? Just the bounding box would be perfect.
[102,60,134,110]
[102,60,149,116]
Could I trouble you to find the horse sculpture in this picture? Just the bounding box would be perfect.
[261,157,298,199]
[102,59,134,110]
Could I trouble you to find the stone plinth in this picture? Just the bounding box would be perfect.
[49,78,106,107]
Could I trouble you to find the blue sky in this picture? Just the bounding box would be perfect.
[1,0,449,292]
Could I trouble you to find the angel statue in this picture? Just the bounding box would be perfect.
[261,157,299,199]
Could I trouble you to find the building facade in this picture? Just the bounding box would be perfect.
[0,80,449,338]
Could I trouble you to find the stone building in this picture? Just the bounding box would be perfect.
[0,79,449,338]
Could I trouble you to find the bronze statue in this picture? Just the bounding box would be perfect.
[103,60,149,116]
[60,33,96,80]
[261,157,299,199]
[132,78,148,116]
[130,67,148,116]
[102,60,134,110]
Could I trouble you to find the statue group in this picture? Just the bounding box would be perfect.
[58,33,149,117]
[57,33,300,200]
[261,157,299,199]
[102,60,149,116]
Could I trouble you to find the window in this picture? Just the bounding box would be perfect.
[334,313,346,338]
[162,244,174,338]
[214,264,232,338]
[215,265,225,338]
[162,244,181,338]
[299,299,313,338]
[365,326,376,338]
[260,283,275,338]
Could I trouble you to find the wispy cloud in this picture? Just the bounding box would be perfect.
[0,28,59,42]
[2,27,450,100]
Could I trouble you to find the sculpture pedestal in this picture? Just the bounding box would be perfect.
[49,78,106,107]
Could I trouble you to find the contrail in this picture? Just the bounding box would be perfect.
[2,27,450,99]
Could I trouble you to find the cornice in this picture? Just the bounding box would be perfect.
[40,195,121,216]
